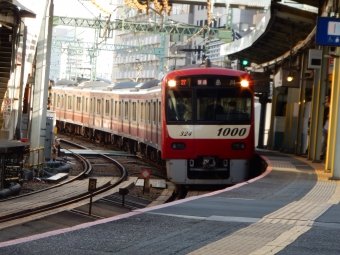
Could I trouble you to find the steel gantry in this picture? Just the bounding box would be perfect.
[52,16,233,42]
[51,38,165,73]
[52,16,233,76]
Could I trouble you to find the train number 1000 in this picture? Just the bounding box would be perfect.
[217,127,247,137]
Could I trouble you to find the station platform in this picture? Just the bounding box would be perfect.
[0,150,340,254]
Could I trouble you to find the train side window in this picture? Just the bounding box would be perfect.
[90,99,92,113]
[114,101,118,118]
[119,101,122,118]
[105,99,110,116]
[153,102,156,124]
[76,96,81,111]
[158,101,161,123]
[53,93,56,107]
[67,96,72,110]
[85,98,88,113]
[124,101,129,119]
[132,102,136,121]
[96,99,101,115]
[147,102,151,124]
[111,99,114,117]
[140,102,144,122]
[84,98,89,113]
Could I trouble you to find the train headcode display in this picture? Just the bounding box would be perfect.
[173,77,239,87]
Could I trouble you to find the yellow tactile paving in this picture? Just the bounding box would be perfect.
[250,225,311,255]
[328,181,340,204]
[189,156,339,255]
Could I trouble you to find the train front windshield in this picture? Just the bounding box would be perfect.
[166,75,252,123]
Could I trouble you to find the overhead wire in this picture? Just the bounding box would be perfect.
[77,0,97,17]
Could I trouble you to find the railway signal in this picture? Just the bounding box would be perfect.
[88,178,97,216]
[141,169,150,194]
[88,178,97,192]
[240,59,250,70]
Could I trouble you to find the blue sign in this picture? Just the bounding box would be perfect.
[316,17,340,46]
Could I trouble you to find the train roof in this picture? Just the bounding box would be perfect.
[55,79,78,86]
[138,79,160,89]
[53,79,161,93]
[178,63,222,69]
[78,81,110,88]
[113,81,139,89]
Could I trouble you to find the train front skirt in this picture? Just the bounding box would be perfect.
[166,158,250,185]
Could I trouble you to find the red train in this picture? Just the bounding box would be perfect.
[51,62,255,185]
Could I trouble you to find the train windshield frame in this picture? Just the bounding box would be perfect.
[166,75,253,124]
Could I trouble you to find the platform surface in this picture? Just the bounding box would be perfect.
[1,150,339,254]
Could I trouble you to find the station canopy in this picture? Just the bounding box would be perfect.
[221,1,320,66]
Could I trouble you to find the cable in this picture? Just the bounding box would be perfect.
[90,0,111,15]
[77,0,96,17]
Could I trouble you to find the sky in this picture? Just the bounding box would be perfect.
[53,0,118,18]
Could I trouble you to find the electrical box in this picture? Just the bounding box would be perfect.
[45,116,54,161]
[308,49,322,69]
[329,46,337,55]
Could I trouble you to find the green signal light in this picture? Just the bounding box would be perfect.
[241,59,249,66]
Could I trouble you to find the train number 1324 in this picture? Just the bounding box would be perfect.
[217,127,247,137]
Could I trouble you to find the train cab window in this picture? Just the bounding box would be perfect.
[196,89,252,123]
[105,99,110,116]
[167,90,192,122]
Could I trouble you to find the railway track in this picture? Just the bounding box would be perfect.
[0,140,130,224]
[0,135,256,243]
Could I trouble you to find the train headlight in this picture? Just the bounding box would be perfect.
[232,143,246,150]
[171,142,186,150]
[168,79,176,87]
[240,80,249,87]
